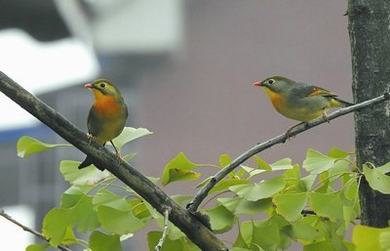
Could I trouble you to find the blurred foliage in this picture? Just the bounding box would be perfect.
[16,129,390,251]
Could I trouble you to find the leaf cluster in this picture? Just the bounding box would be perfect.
[16,129,390,251]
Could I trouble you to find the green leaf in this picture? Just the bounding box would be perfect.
[25,243,49,251]
[61,227,78,245]
[60,160,111,186]
[309,192,344,221]
[42,208,73,246]
[328,147,349,159]
[352,225,390,251]
[273,192,307,221]
[253,156,272,170]
[93,189,131,211]
[219,153,232,167]
[271,158,294,170]
[303,149,336,174]
[363,164,390,194]
[233,226,251,249]
[301,174,317,191]
[218,197,272,215]
[230,176,285,201]
[97,206,147,235]
[17,136,70,158]
[240,165,267,177]
[377,161,390,174]
[236,221,254,247]
[197,176,249,194]
[147,232,200,251]
[287,216,325,241]
[60,188,100,232]
[380,231,390,251]
[252,218,281,250]
[209,178,249,194]
[205,204,235,233]
[93,189,148,234]
[128,198,151,220]
[161,152,201,185]
[71,196,100,232]
[60,185,92,208]
[111,127,152,150]
[304,241,334,251]
[89,231,122,251]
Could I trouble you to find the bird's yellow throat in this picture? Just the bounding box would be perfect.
[262,87,285,108]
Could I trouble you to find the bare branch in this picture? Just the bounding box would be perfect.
[187,93,390,212]
[0,209,71,251]
[0,71,227,251]
[155,207,171,251]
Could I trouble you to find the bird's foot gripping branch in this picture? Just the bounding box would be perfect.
[1,71,390,251]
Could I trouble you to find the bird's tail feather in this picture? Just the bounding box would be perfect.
[332,97,354,107]
[78,156,93,169]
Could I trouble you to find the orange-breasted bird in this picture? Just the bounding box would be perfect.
[253,76,353,136]
[78,79,128,169]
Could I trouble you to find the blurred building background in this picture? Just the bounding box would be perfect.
[0,0,352,250]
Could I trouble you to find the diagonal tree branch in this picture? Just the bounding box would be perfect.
[0,71,227,251]
[0,209,71,251]
[187,92,390,213]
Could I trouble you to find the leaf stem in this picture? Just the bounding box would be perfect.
[155,207,171,251]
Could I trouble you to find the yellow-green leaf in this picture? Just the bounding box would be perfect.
[253,156,272,170]
[273,192,307,221]
[218,197,272,215]
[219,153,232,167]
[25,243,49,251]
[111,127,152,150]
[309,192,344,221]
[42,208,73,246]
[59,160,111,186]
[364,164,390,194]
[89,231,122,251]
[352,225,390,251]
[303,149,336,174]
[271,158,294,170]
[205,204,235,233]
[230,176,285,201]
[17,136,70,158]
[161,152,201,185]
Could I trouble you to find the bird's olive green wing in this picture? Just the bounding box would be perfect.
[297,83,338,98]
[87,107,103,137]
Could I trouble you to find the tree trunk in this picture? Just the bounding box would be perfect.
[348,0,390,227]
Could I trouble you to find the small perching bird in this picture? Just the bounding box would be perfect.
[253,76,353,137]
[78,79,128,169]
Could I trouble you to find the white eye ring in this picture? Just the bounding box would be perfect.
[267,79,275,84]
[100,83,106,88]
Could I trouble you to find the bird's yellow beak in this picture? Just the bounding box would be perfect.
[253,81,262,87]
[84,83,93,89]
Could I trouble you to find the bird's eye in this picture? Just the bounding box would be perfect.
[100,83,106,88]
[267,79,275,85]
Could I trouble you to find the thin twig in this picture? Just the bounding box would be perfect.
[187,93,390,212]
[0,71,226,251]
[155,207,171,251]
[0,209,71,251]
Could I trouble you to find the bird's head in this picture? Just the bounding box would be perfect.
[253,76,293,94]
[85,79,122,99]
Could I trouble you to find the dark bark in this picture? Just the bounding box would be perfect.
[0,72,227,251]
[348,0,390,227]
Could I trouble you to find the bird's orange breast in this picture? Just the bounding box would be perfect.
[93,96,122,118]
[263,88,285,110]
